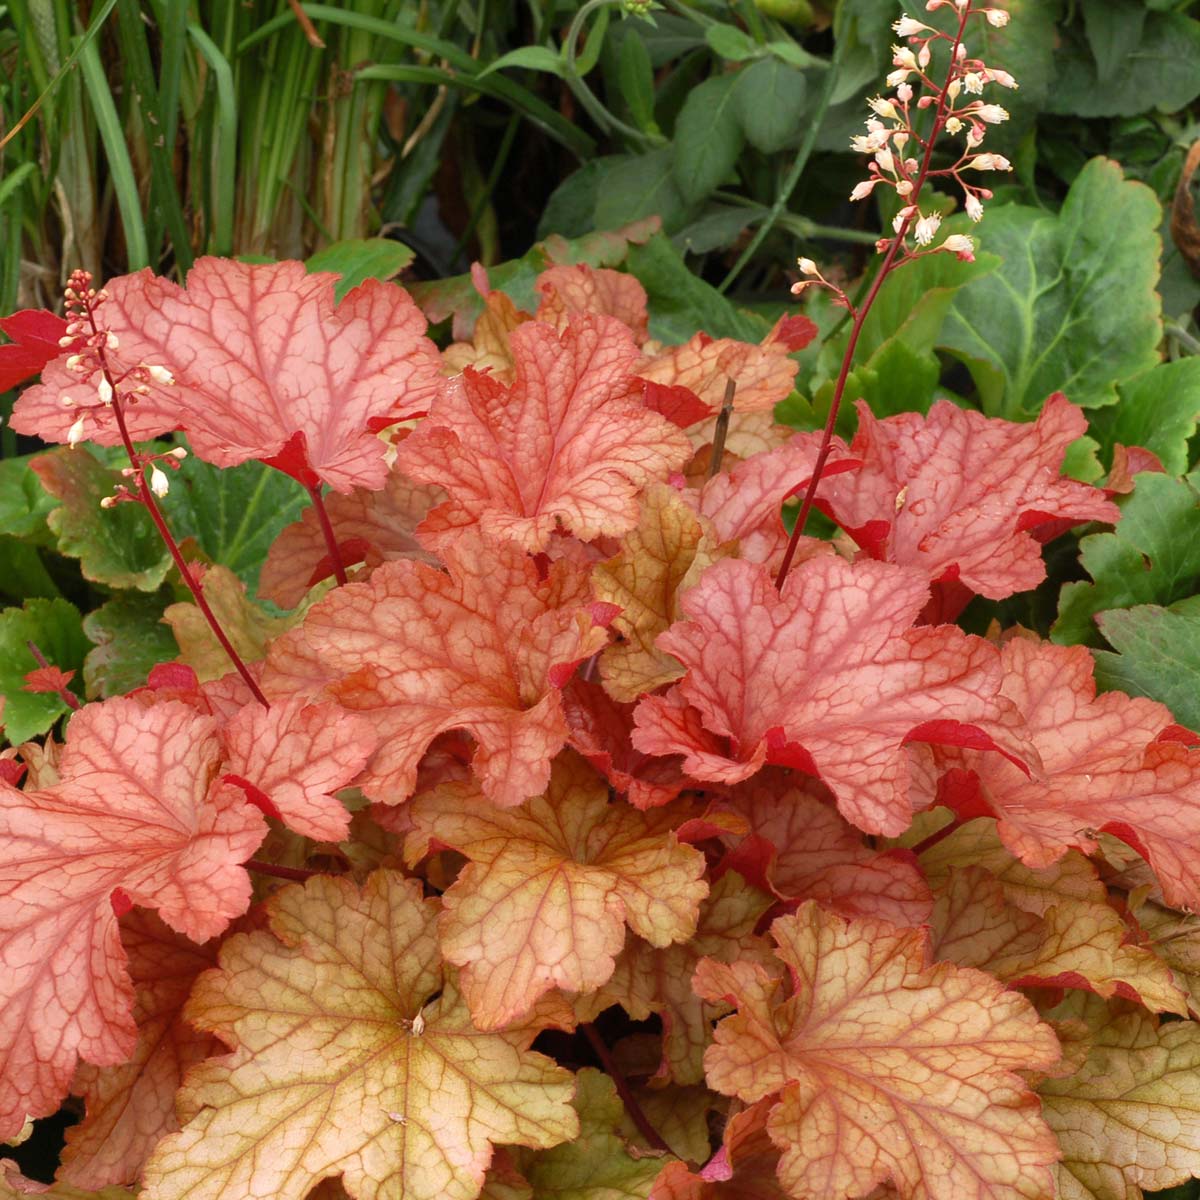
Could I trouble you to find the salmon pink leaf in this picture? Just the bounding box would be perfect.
[57,911,220,1188]
[396,316,691,552]
[696,902,1061,1200]
[140,871,578,1200]
[818,395,1118,605]
[717,774,932,927]
[535,264,649,343]
[222,696,378,841]
[264,531,609,806]
[259,469,441,607]
[938,639,1200,908]
[403,753,707,1029]
[0,696,265,1138]
[17,261,442,492]
[633,555,1028,836]
[0,310,73,391]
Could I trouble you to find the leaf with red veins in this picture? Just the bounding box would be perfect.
[563,679,688,810]
[0,1160,135,1198]
[928,865,1186,1015]
[632,555,1029,837]
[259,469,442,607]
[717,773,932,928]
[22,665,76,696]
[0,697,265,1138]
[818,396,1119,602]
[696,902,1062,1200]
[593,483,725,702]
[586,871,775,1086]
[697,432,857,567]
[0,310,73,391]
[19,260,442,491]
[140,871,578,1200]
[940,638,1200,908]
[442,288,531,382]
[535,264,650,344]
[222,696,378,841]
[402,753,708,1030]
[264,531,610,806]
[637,329,799,417]
[648,1099,793,1200]
[57,911,220,1189]
[396,315,691,553]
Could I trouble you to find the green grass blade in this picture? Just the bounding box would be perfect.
[77,34,149,270]
[186,24,237,255]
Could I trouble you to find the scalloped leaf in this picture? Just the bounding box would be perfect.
[140,871,578,1200]
[696,902,1061,1200]
[404,753,707,1029]
[0,697,264,1138]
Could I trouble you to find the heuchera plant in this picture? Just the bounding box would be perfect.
[3,4,1200,1199]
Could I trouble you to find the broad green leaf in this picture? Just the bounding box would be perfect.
[140,871,578,1200]
[671,74,744,203]
[942,158,1162,418]
[82,589,177,699]
[305,238,416,303]
[1048,8,1200,119]
[0,453,57,541]
[594,149,691,235]
[0,539,60,603]
[1093,598,1200,730]
[0,597,86,743]
[625,233,766,343]
[618,31,657,133]
[1087,359,1200,476]
[968,0,1057,141]
[673,204,766,255]
[705,23,760,61]
[734,58,806,154]
[1054,473,1200,646]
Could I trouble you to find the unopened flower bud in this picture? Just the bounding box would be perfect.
[168,446,188,460]
[892,45,918,70]
[896,179,914,196]
[105,331,119,350]
[896,82,914,103]
[875,147,895,173]
[850,180,878,201]
[918,42,931,68]
[149,467,170,498]
[797,257,820,276]
[100,495,118,509]
[968,152,1011,170]
[97,378,113,405]
[947,78,962,101]
[146,364,175,385]
[58,336,76,348]
[67,414,86,448]
[985,8,1010,26]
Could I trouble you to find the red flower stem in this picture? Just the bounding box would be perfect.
[775,6,972,591]
[245,858,320,882]
[580,1022,673,1155]
[304,480,349,587]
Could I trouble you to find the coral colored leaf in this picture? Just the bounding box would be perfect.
[259,469,442,608]
[535,264,650,344]
[396,316,691,552]
[939,638,1200,908]
[1040,996,1200,1200]
[57,911,220,1188]
[648,1100,792,1200]
[717,773,932,928]
[139,871,578,1200]
[633,555,1026,837]
[593,483,723,702]
[222,696,378,841]
[16,262,442,492]
[512,1068,665,1198]
[164,564,294,683]
[1131,898,1200,1019]
[442,287,531,381]
[403,753,707,1029]
[589,871,774,1086]
[265,531,609,806]
[637,330,798,417]
[562,679,688,811]
[21,665,76,696]
[0,309,71,391]
[818,396,1118,601]
[0,696,264,1137]
[0,1159,134,1199]
[696,902,1061,1200]
[928,865,1185,1015]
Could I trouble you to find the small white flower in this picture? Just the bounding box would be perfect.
[967,152,1011,170]
[966,124,985,147]
[963,72,984,95]
[893,14,929,36]
[850,135,873,154]
[67,414,86,448]
[893,205,917,233]
[850,180,878,201]
[944,116,964,134]
[97,377,113,405]
[887,68,910,88]
[168,446,188,460]
[896,179,914,197]
[146,364,175,385]
[965,192,984,221]
[892,45,918,70]
[867,95,900,120]
[797,257,820,276]
[942,233,975,257]
[914,212,942,245]
[896,82,914,103]
[985,8,1010,26]
[987,68,1019,89]
[875,147,895,172]
[149,466,170,498]
[946,78,962,101]
[99,495,118,509]
[58,335,76,349]
[973,103,1009,124]
[105,331,119,350]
